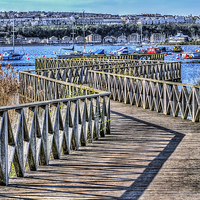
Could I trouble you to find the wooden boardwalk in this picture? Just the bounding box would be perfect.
[0,101,200,199]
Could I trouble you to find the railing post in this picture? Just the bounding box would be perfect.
[163,83,169,115]
[0,111,9,185]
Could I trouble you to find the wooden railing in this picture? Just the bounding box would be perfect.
[88,70,200,123]
[32,60,181,84]
[35,56,165,69]
[0,72,110,186]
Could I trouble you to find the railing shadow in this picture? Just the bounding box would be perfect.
[111,110,185,200]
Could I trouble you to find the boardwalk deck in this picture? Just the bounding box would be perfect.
[0,100,200,199]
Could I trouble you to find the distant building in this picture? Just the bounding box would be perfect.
[128,33,140,43]
[61,36,71,43]
[75,36,85,43]
[165,16,176,23]
[103,36,117,43]
[175,16,185,23]
[150,33,165,43]
[117,34,127,43]
[185,17,194,24]
[195,18,200,24]
[48,36,59,44]
[85,34,102,43]
[151,17,159,25]
[26,37,41,44]
[158,17,165,24]
[40,39,48,44]
[145,17,152,25]
[102,17,123,25]
[168,32,189,43]
[137,18,146,25]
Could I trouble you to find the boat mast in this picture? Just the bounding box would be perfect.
[82,10,85,52]
[72,21,75,51]
[13,18,15,51]
[141,23,142,44]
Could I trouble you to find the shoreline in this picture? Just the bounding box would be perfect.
[1,43,199,48]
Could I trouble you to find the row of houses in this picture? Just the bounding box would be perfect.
[0,32,190,45]
[1,15,200,27]
[0,17,75,27]
[132,16,195,25]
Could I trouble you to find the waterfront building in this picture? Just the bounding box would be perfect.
[0,37,7,44]
[75,36,85,43]
[48,36,59,44]
[61,36,71,43]
[117,34,127,43]
[168,32,189,43]
[150,33,165,43]
[85,34,102,43]
[26,37,41,44]
[40,39,48,44]
[103,36,117,43]
[128,33,140,43]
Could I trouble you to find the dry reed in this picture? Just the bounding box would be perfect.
[0,56,20,107]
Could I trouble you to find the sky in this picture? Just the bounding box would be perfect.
[0,0,200,16]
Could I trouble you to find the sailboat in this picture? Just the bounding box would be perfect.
[2,19,24,60]
[56,16,84,58]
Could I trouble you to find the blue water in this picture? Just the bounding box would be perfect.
[1,44,200,85]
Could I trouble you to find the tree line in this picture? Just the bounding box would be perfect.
[0,23,200,39]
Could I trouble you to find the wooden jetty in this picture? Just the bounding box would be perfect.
[34,57,181,82]
[1,63,35,66]
[0,55,200,199]
[35,56,164,70]
[0,100,199,199]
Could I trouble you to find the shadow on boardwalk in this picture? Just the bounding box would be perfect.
[1,101,200,200]
[113,110,184,199]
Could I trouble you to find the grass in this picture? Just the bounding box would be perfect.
[0,56,19,102]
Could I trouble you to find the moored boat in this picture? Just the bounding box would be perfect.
[172,45,183,52]
[146,46,161,54]
[113,46,129,55]
[56,48,83,58]
[159,47,172,53]
[2,19,24,61]
[2,50,24,60]
[182,51,200,59]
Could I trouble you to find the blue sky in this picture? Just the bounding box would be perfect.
[0,0,200,16]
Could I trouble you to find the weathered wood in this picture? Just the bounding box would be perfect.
[35,54,165,69]
[31,59,182,85]
[0,101,200,199]
[0,70,111,185]
[88,70,200,123]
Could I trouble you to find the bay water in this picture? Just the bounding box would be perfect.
[0,44,200,85]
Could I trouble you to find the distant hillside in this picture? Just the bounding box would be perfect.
[1,23,200,39]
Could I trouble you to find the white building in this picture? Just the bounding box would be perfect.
[165,16,176,23]
[151,17,159,25]
[103,36,117,43]
[175,16,185,23]
[137,18,146,25]
[117,34,127,43]
[195,18,200,24]
[145,17,152,25]
[158,17,165,24]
